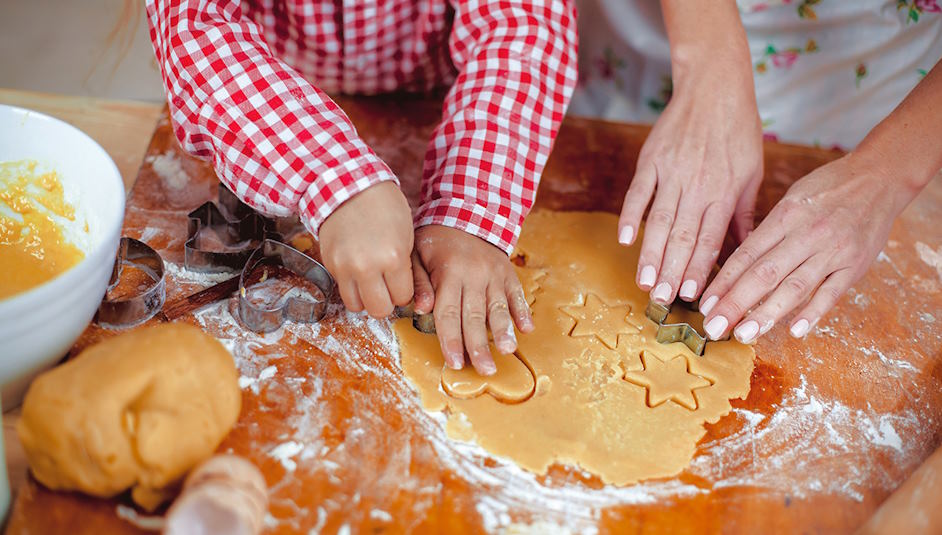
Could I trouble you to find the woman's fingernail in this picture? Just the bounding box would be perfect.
[652,282,672,303]
[639,265,657,288]
[759,320,775,335]
[619,225,634,245]
[679,280,698,300]
[700,295,718,316]
[734,320,759,344]
[479,361,497,376]
[704,315,728,340]
[790,319,810,338]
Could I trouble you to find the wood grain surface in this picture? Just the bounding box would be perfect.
[4,93,942,534]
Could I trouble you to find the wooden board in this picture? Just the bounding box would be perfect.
[5,94,942,534]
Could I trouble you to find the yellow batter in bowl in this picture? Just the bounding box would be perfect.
[0,160,85,299]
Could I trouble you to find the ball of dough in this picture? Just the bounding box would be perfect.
[17,323,241,510]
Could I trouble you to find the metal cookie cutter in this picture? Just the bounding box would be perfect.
[98,237,166,329]
[238,239,336,333]
[185,188,280,273]
[645,300,711,356]
[394,303,436,334]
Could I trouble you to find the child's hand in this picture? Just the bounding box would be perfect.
[319,182,414,317]
[412,225,535,376]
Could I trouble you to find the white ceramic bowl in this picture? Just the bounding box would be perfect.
[0,104,125,406]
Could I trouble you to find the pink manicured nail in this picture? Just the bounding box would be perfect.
[704,315,728,340]
[639,265,656,288]
[679,280,697,300]
[790,319,810,338]
[652,282,672,303]
[619,225,634,245]
[759,320,775,335]
[734,320,759,344]
[700,295,718,316]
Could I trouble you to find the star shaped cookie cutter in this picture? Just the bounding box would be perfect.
[185,187,281,273]
[98,237,166,329]
[238,239,336,333]
[645,300,715,356]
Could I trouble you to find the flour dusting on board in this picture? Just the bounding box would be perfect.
[146,151,189,190]
[180,285,929,534]
[915,242,942,281]
[691,375,917,504]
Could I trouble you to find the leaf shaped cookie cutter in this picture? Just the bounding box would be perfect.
[185,187,281,273]
[644,300,720,356]
[238,239,336,333]
[98,237,166,329]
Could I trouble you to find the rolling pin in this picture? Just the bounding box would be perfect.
[163,455,268,535]
[858,443,942,534]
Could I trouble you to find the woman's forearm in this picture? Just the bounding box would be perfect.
[660,0,752,87]
[855,59,942,206]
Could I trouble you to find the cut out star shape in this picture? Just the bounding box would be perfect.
[560,293,641,349]
[514,265,547,306]
[623,352,712,410]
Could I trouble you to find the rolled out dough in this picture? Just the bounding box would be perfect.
[396,211,756,484]
[17,323,242,510]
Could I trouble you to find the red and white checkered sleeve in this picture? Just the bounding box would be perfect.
[145,0,397,238]
[417,1,578,254]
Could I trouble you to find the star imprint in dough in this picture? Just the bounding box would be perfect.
[560,293,641,349]
[623,352,712,410]
[515,265,548,306]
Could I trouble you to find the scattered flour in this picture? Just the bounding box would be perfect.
[369,509,393,523]
[859,346,919,376]
[147,151,189,190]
[163,261,238,284]
[877,251,904,278]
[115,504,164,531]
[184,288,926,533]
[915,242,942,281]
[138,227,161,244]
[270,441,305,473]
[690,375,918,504]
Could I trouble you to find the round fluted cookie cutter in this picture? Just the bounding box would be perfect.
[238,239,335,333]
[98,237,166,329]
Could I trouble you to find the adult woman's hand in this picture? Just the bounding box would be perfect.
[699,152,917,343]
[618,0,764,306]
[700,58,942,343]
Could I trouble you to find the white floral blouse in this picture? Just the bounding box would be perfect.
[569,0,942,149]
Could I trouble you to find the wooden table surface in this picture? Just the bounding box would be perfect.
[2,90,941,534]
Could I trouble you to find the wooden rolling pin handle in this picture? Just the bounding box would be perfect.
[857,444,942,534]
[163,455,268,535]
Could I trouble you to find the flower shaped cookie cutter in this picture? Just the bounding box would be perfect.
[184,187,281,273]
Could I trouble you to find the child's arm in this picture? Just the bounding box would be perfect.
[146,0,414,317]
[700,59,942,343]
[412,1,578,374]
